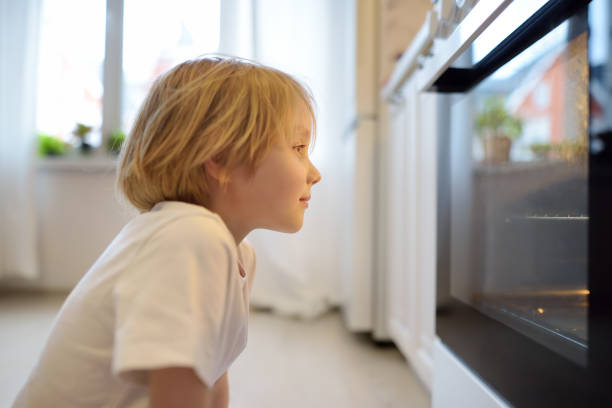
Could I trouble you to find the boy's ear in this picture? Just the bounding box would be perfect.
[203,159,222,181]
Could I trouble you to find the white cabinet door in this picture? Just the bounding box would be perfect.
[384,77,438,390]
[413,89,438,389]
[390,87,410,342]
[385,84,414,359]
[340,117,377,331]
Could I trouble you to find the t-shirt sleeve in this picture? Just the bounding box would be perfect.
[111,216,234,388]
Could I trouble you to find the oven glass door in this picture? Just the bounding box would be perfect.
[435,0,612,405]
[449,14,589,366]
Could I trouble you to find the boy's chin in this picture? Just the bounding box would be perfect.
[268,220,304,234]
[278,224,303,234]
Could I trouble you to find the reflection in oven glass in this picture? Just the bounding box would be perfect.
[474,288,588,344]
[452,17,590,365]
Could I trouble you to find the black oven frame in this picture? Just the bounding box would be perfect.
[434,0,612,406]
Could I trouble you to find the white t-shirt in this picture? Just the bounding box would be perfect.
[13,201,256,408]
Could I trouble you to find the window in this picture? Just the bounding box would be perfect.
[122,0,220,132]
[36,0,220,150]
[37,0,107,146]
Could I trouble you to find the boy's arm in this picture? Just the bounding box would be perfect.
[211,371,229,408]
[148,367,229,408]
[149,367,215,408]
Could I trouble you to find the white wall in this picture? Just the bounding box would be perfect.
[1,159,136,291]
[2,1,355,304]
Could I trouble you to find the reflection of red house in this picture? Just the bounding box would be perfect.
[509,50,565,143]
[508,33,592,144]
[591,94,603,117]
[590,77,605,131]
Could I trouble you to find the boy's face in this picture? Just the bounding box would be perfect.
[226,103,322,234]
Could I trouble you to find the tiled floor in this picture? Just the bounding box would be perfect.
[0,292,430,407]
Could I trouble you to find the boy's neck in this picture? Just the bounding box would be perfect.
[207,202,249,246]
[217,212,248,246]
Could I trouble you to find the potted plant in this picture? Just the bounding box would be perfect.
[72,123,93,154]
[475,97,523,164]
[38,133,68,157]
[107,129,126,155]
[529,142,552,160]
[552,139,588,163]
[530,139,588,163]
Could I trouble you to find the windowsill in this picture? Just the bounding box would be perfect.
[37,153,119,172]
[473,160,586,175]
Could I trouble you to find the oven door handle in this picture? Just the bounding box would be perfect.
[431,0,592,93]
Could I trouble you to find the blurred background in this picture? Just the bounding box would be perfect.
[0,0,434,407]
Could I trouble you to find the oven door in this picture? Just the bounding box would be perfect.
[433,0,612,406]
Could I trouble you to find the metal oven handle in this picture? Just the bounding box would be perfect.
[431,0,591,93]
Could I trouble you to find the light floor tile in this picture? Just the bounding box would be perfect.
[0,292,430,408]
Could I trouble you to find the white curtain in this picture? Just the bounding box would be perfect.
[0,0,41,279]
[220,0,353,319]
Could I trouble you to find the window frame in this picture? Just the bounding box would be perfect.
[38,0,231,157]
[101,0,124,152]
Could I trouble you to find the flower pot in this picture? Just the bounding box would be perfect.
[483,134,511,164]
[79,141,93,154]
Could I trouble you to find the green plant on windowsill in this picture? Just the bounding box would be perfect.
[553,139,588,163]
[529,140,587,163]
[529,142,552,160]
[107,129,126,155]
[475,97,523,164]
[38,133,68,157]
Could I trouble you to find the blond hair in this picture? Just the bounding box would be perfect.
[116,55,316,212]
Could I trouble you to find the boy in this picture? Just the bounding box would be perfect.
[13,56,321,408]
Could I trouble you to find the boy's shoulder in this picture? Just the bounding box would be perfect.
[147,201,221,224]
[126,201,234,250]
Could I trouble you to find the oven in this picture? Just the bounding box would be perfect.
[431,0,612,406]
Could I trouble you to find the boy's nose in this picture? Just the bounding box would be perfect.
[308,161,322,185]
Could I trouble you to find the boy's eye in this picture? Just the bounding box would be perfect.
[294,145,307,154]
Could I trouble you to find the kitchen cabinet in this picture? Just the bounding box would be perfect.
[380,75,438,390]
